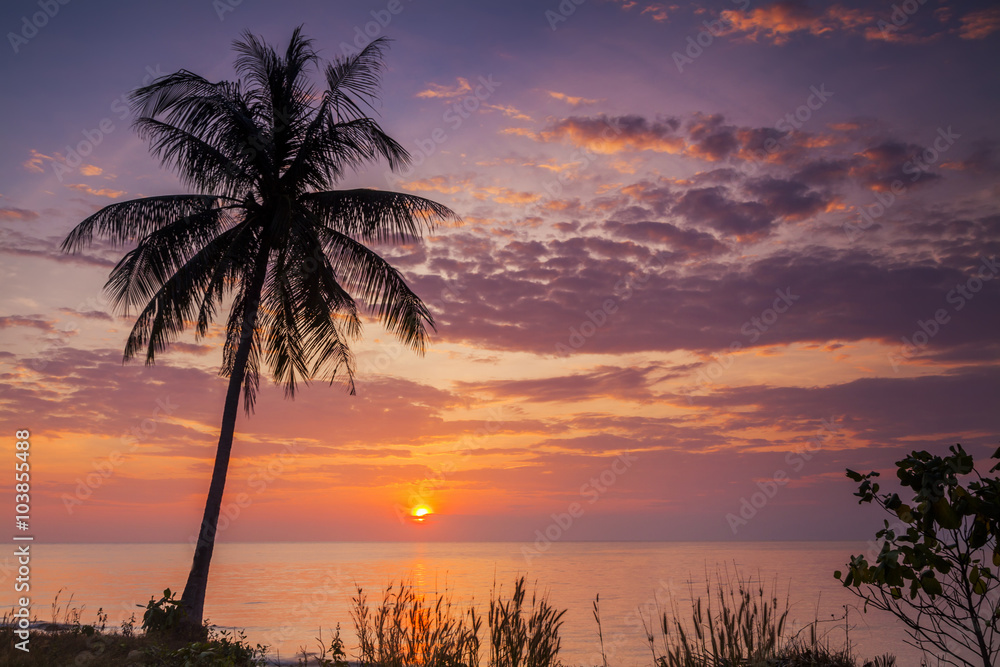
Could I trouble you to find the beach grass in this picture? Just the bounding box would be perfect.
[1,574,896,666]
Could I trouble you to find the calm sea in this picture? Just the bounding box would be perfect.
[20,541,933,665]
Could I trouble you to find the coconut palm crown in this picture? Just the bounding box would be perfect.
[61,27,456,630]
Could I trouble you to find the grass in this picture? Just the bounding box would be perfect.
[1,574,896,667]
[604,567,897,667]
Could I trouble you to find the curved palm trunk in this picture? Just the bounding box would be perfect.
[179,249,269,633]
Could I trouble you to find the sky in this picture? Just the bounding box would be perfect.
[0,0,998,544]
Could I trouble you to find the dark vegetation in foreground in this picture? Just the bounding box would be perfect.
[1,575,898,667]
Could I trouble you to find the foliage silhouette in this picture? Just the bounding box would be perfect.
[836,444,1000,667]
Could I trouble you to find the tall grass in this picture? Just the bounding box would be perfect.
[350,580,481,667]
[347,576,563,667]
[651,568,790,666]
[488,576,565,667]
[582,566,876,667]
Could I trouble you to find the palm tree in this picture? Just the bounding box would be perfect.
[61,28,456,632]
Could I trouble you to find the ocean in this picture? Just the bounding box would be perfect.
[20,541,933,665]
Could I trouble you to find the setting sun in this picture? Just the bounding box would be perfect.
[411,506,433,522]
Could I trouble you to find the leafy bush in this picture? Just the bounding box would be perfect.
[836,444,1000,667]
[141,588,186,635]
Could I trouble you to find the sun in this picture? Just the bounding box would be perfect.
[410,505,433,523]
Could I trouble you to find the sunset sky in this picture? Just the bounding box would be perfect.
[1,0,998,544]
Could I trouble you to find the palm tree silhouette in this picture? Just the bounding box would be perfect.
[61,28,456,632]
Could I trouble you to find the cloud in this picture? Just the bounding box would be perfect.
[416,77,472,99]
[688,367,1000,446]
[673,186,774,237]
[166,342,216,355]
[400,175,473,195]
[483,103,532,121]
[850,141,943,192]
[0,316,56,332]
[792,159,854,186]
[405,228,1000,360]
[457,365,666,404]
[57,307,114,322]
[475,186,542,205]
[22,149,52,173]
[610,0,672,22]
[603,220,725,255]
[67,184,126,198]
[958,7,1000,39]
[79,164,104,176]
[719,2,875,45]
[538,115,684,154]
[0,207,39,222]
[685,114,740,162]
[546,91,604,107]
[743,177,832,221]
[941,140,1000,174]
[0,228,117,269]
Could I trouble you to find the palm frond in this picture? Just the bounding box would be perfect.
[302,189,456,244]
[120,223,250,364]
[134,117,259,196]
[61,195,234,252]
[105,207,238,314]
[325,37,391,121]
[320,227,435,352]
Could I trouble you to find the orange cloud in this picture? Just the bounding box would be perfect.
[400,175,472,195]
[539,198,583,214]
[416,77,472,99]
[610,0,672,22]
[609,159,638,174]
[540,115,685,154]
[67,184,126,198]
[546,91,603,106]
[501,127,538,140]
[483,103,532,121]
[80,164,104,176]
[23,149,51,173]
[0,207,39,221]
[523,159,580,173]
[959,7,1000,40]
[475,186,542,205]
[720,2,874,45]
